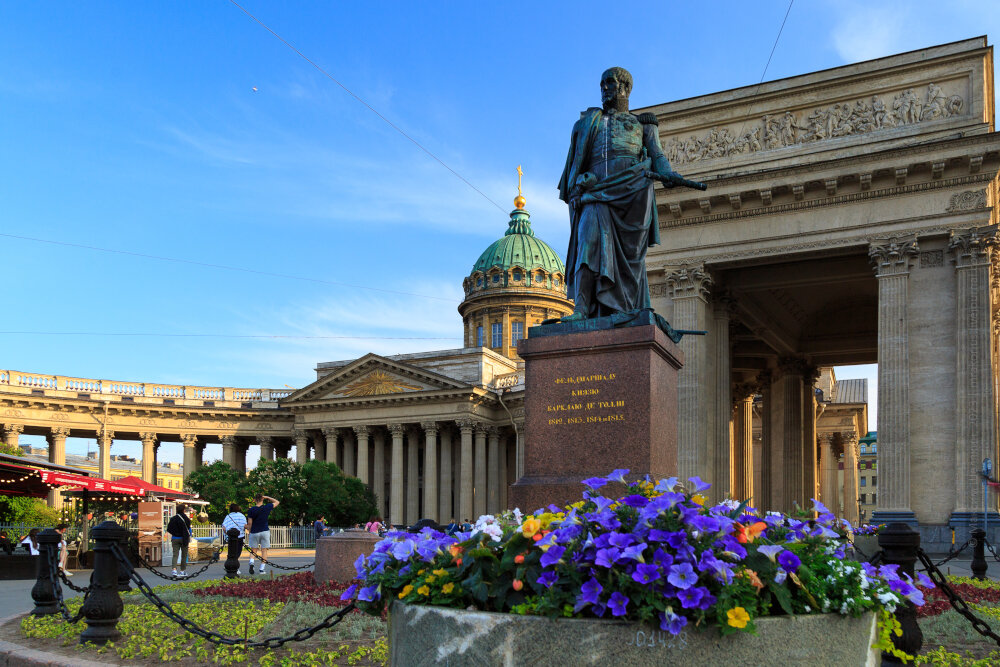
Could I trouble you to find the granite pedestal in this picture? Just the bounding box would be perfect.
[510,315,684,511]
[314,530,380,583]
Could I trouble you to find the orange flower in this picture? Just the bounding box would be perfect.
[514,554,525,564]
[521,517,542,538]
[532,533,543,542]
[455,557,463,566]
[448,543,463,558]
[735,521,767,544]
[512,579,523,591]
[740,568,764,592]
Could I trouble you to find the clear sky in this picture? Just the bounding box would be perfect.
[3,1,996,463]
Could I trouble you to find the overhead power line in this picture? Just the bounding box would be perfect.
[0,331,460,341]
[0,232,457,304]
[228,0,506,214]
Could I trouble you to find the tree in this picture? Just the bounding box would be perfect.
[184,461,252,523]
[246,458,307,524]
[0,441,61,525]
[299,460,377,527]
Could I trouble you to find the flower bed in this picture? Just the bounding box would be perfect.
[345,470,929,657]
[194,571,362,610]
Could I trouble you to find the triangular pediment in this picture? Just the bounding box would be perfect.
[282,353,471,405]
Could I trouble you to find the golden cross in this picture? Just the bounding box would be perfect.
[516,165,523,197]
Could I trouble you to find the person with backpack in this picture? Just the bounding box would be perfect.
[166,504,192,577]
[221,503,248,575]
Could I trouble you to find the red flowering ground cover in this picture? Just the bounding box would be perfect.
[916,584,1000,618]
[194,572,360,609]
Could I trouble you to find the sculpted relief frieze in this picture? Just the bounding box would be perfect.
[664,83,964,166]
[945,189,988,212]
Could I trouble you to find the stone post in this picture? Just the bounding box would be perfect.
[421,422,438,522]
[181,434,198,482]
[406,427,420,524]
[869,237,919,524]
[354,425,370,485]
[948,227,1000,526]
[224,528,242,579]
[2,423,23,447]
[294,429,309,465]
[474,423,488,518]
[98,429,114,480]
[878,524,923,660]
[514,409,526,480]
[458,420,475,523]
[842,431,860,525]
[47,427,69,508]
[439,426,453,522]
[731,385,755,503]
[373,429,386,517]
[487,426,501,514]
[220,435,236,468]
[388,424,405,527]
[139,432,157,484]
[667,265,714,483]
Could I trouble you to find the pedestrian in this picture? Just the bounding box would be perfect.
[221,503,248,575]
[20,528,40,555]
[313,515,327,540]
[55,523,71,576]
[166,503,192,577]
[0,530,14,555]
[246,494,279,575]
[365,516,383,534]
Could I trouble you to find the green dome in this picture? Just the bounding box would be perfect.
[471,208,566,275]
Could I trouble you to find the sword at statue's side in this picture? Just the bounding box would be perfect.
[645,170,708,191]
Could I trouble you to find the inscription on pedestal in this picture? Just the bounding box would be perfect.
[547,374,626,426]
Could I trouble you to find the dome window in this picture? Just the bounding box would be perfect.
[476,277,483,287]
[534,274,543,283]
[513,270,522,282]
[553,277,560,286]
[492,274,501,284]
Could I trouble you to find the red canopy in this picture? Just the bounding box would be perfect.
[0,459,142,498]
[115,475,191,499]
[36,469,144,495]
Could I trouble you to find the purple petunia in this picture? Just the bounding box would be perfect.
[606,469,630,484]
[595,547,620,568]
[621,543,647,562]
[777,549,801,573]
[581,577,603,604]
[536,570,559,588]
[608,533,635,549]
[687,476,711,492]
[654,477,679,493]
[622,494,650,508]
[540,545,567,568]
[358,584,380,602]
[757,544,784,562]
[608,591,629,616]
[340,583,359,601]
[659,611,688,635]
[632,563,660,584]
[390,540,415,561]
[667,562,698,589]
[582,477,609,491]
[677,585,705,609]
[354,554,367,578]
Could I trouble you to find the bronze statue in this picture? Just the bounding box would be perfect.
[558,67,705,321]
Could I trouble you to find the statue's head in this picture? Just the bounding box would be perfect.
[601,67,632,111]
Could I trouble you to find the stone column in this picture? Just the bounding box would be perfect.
[47,427,69,508]
[457,420,475,522]
[372,429,386,517]
[842,431,860,525]
[731,384,755,503]
[949,227,1000,523]
[274,442,291,460]
[98,429,114,480]
[473,424,488,518]
[342,429,356,477]
[234,441,248,474]
[421,422,438,522]
[514,409,525,480]
[406,427,420,524]
[756,371,773,509]
[181,434,199,482]
[323,427,338,466]
[294,429,309,465]
[499,432,509,510]
[802,378,819,508]
[388,424,405,527]
[220,435,235,468]
[487,427,501,514]
[769,358,809,513]
[140,432,157,484]
[667,265,714,482]
[439,427,453,522]
[311,428,326,463]
[712,298,732,499]
[2,423,23,447]
[869,237,919,523]
[818,433,839,513]
[354,425,370,485]
[257,436,274,465]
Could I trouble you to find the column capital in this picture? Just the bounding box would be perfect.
[98,428,115,441]
[754,369,773,389]
[353,425,370,437]
[456,419,476,432]
[949,225,998,268]
[220,435,236,447]
[322,426,340,439]
[420,421,438,435]
[3,423,24,437]
[840,430,859,446]
[776,356,819,384]
[292,429,308,441]
[666,264,713,301]
[140,432,157,444]
[48,426,70,439]
[256,435,273,446]
[731,381,759,405]
[181,433,198,447]
[869,236,918,276]
[387,423,406,436]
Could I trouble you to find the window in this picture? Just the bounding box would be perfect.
[476,326,484,347]
[860,477,867,487]
[491,322,503,348]
[512,270,522,282]
[476,277,483,287]
[872,494,877,504]
[512,321,524,343]
[860,494,867,504]
[492,274,500,283]
[871,445,877,453]
[872,462,877,470]
[872,475,877,486]
[860,445,866,454]
[535,273,543,283]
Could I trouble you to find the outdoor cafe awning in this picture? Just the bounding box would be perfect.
[0,453,144,499]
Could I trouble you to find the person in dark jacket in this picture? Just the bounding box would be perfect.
[166,504,192,577]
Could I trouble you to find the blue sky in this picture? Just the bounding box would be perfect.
[3,1,996,462]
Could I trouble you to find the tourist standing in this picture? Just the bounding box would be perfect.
[166,504,192,577]
[221,503,248,575]
[365,516,383,535]
[55,523,71,575]
[246,494,279,574]
[313,515,327,540]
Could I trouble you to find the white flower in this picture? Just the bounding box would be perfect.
[481,524,503,542]
[804,605,811,612]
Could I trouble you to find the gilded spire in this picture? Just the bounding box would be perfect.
[514,165,526,210]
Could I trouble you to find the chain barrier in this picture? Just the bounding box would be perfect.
[109,542,354,648]
[850,541,875,562]
[242,544,314,571]
[917,547,1000,646]
[44,544,87,623]
[130,547,220,581]
[934,538,974,567]
[59,567,90,593]
[983,538,1000,564]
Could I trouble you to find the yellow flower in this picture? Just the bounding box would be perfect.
[691,494,706,506]
[417,585,430,596]
[417,569,426,575]
[442,582,455,594]
[425,575,437,584]
[398,584,414,599]
[432,568,447,577]
[521,517,542,538]
[726,607,750,629]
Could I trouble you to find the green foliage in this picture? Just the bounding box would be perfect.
[0,495,61,525]
[185,461,254,522]
[247,458,309,525]
[0,441,22,456]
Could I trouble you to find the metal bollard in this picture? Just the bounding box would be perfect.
[224,528,242,579]
[30,529,62,616]
[117,531,133,592]
[878,522,923,663]
[80,520,126,645]
[971,527,988,580]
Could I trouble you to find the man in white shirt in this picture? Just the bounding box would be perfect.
[221,503,248,575]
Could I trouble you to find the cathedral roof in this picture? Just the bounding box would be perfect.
[471,206,565,275]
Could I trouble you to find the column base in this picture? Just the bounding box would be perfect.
[948,511,1000,528]
[871,510,918,527]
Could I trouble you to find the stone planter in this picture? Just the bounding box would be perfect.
[852,535,881,562]
[314,530,380,583]
[389,602,877,666]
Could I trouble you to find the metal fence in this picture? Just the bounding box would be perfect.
[190,524,333,548]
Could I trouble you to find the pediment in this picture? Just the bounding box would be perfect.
[282,354,470,405]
